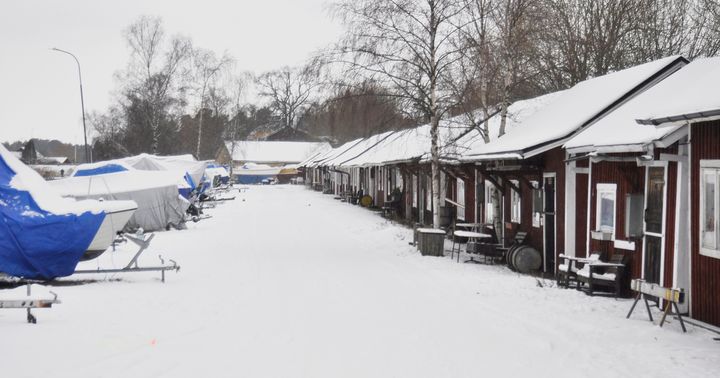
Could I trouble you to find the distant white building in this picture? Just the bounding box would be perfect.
[217,140,331,167]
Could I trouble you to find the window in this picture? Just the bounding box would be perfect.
[595,183,617,238]
[532,181,542,228]
[457,178,466,220]
[485,180,495,223]
[510,180,521,223]
[701,161,720,258]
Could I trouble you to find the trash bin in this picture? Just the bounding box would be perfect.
[416,228,446,256]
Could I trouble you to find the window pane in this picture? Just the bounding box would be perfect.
[457,178,465,220]
[600,192,615,230]
[702,170,716,249]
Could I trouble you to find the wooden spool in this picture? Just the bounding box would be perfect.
[506,244,520,271]
[512,245,542,274]
[360,195,373,207]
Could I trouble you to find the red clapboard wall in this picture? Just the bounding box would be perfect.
[690,120,720,327]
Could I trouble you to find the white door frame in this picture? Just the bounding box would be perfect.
[543,172,557,273]
[641,161,669,289]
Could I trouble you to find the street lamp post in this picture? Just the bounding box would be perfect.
[51,47,90,163]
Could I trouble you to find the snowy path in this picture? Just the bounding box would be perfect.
[2,185,719,377]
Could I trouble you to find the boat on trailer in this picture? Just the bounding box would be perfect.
[83,200,137,260]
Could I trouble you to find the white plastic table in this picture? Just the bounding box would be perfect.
[451,230,491,262]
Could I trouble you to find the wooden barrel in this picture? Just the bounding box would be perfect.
[511,245,542,274]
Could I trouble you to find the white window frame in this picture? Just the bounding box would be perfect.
[531,180,542,228]
[425,175,432,211]
[457,177,466,220]
[485,180,494,223]
[510,180,521,223]
[412,174,418,208]
[596,183,618,239]
[700,160,720,259]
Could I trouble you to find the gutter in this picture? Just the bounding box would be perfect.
[636,109,720,126]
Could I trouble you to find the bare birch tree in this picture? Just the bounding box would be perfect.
[331,0,466,228]
[123,16,193,153]
[192,48,233,158]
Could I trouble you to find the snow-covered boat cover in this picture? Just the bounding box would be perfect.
[51,169,189,232]
[73,156,196,198]
[0,145,105,279]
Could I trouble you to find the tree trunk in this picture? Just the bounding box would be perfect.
[499,63,512,137]
[480,76,491,143]
[430,113,441,229]
[491,181,503,240]
[151,115,160,154]
[196,85,207,159]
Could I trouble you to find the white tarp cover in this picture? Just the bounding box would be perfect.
[50,170,189,232]
[121,153,207,188]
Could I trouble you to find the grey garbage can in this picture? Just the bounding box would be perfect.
[416,228,446,256]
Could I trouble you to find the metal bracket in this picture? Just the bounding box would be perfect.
[0,285,61,324]
[74,233,180,283]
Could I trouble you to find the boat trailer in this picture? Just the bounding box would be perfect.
[0,285,60,323]
[74,233,180,283]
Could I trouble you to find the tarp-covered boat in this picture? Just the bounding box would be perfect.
[0,145,136,280]
[51,168,188,232]
[233,163,281,184]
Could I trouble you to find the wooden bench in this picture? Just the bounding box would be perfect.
[576,254,629,298]
[556,253,600,288]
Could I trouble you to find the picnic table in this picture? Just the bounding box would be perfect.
[451,229,491,263]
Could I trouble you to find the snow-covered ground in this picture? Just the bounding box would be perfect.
[2,185,718,377]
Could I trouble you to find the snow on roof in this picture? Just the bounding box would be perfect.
[225,141,331,164]
[563,59,716,153]
[326,132,396,167]
[461,56,684,159]
[634,57,720,126]
[453,90,567,160]
[338,119,469,167]
[298,143,336,167]
[307,138,365,167]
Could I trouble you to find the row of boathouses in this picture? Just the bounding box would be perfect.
[300,55,720,328]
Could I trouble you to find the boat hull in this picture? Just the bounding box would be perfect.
[82,204,137,261]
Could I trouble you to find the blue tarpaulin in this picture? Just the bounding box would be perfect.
[0,154,105,279]
[74,163,128,177]
[180,172,196,198]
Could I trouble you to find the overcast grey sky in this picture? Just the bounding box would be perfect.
[0,0,340,144]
